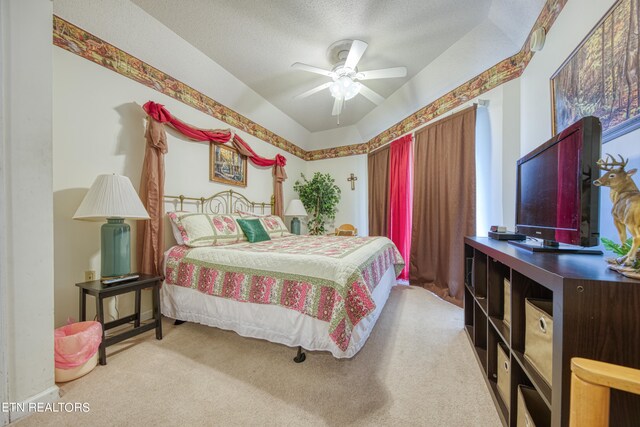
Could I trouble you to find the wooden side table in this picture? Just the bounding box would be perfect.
[76,274,163,365]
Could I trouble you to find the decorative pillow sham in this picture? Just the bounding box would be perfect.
[236,218,271,243]
[259,215,292,238]
[167,212,247,247]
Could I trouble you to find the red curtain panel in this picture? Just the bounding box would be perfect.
[388,134,414,280]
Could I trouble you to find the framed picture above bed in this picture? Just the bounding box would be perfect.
[209,143,247,187]
[550,0,640,143]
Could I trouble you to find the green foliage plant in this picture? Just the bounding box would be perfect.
[293,172,341,235]
[602,237,640,269]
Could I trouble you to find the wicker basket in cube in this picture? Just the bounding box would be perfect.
[524,298,553,385]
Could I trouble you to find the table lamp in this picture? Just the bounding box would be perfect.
[284,199,307,235]
[73,174,150,278]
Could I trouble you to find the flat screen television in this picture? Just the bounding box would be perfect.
[511,116,602,253]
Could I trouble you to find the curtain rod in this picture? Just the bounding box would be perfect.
[368,100,487,155]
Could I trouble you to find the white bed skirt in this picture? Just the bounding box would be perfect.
[161,266,397,358]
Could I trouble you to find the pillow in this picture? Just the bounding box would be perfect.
[237,218,271,243]
[167,212,247,247]
[169,219,185,245]
[259,215,292,238]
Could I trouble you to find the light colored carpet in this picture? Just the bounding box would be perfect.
[17,286,500,426]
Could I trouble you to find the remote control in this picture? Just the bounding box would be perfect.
[101,274,140,285]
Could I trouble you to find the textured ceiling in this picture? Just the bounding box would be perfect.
[131,0,543,133]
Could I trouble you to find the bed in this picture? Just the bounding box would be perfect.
[161,191,404,360]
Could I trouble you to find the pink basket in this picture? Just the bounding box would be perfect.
[54,321,102,369]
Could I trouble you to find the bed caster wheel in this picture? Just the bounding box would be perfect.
[293,346,306,363]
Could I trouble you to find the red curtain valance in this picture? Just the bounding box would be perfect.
[137,101,287,276]
[143,102,287,169]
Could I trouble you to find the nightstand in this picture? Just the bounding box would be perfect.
[76,274,163,365]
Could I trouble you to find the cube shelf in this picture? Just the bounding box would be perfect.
[463,237,640,426]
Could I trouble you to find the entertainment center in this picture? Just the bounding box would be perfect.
[464,238,640,426]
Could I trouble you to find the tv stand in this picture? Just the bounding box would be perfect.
[464,237,640,426]
[508,239,602,254]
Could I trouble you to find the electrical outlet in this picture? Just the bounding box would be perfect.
[85,270,96,281]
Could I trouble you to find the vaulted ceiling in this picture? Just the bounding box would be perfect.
[132,0,545,133]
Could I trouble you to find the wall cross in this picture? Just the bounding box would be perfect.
[347,173,358,190]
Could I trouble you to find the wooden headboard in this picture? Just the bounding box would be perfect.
[164,190,274,215]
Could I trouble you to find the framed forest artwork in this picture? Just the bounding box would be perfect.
[209,143,247,187]
[551,0,640,143]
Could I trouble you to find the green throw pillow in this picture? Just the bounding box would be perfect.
[237,218,271,243]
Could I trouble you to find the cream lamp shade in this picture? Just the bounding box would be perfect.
[73,174,149,278]
[73,174,150,221]
[285,199,308,217]
[285,199,307,235]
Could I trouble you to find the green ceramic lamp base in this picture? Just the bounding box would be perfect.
[101,217,131,278]
[290,217,301,235]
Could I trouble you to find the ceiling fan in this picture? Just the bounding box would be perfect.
[291,39,407,118]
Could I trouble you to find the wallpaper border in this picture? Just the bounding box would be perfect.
[53,15,307,160]
[53,0,566,161]
[365,0,567,152]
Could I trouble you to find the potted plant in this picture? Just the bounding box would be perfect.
[293,172,341,235]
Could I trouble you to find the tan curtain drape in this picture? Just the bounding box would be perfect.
[368,146,391,237]
[410,106,476,306]
[137,118,168,277]
[272,167,286,217]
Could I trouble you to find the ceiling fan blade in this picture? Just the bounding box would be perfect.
[357,67,407,80]
[359,84,385,105]
[344,40,368,70]
[332,97,344,116]
[293,82,332,100]
[291,62,335,77]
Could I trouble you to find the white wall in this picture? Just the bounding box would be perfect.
[475,88,504,235]
[52,0,307,328]
[53,48,306,327]
[476,79,521,234]
[303,155,368,235]
[307,125,364,150]
[501,79,521,230]
[520,0,640,243]
[54,0,312,151]
[0,0,58,422]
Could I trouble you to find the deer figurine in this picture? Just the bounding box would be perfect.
[593,154,640,267]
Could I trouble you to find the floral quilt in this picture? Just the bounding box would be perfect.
[164,235,404,351]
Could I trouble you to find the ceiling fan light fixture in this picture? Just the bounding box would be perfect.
[346,82,362,100]
[293,39,406,117]
[330,76,361,100]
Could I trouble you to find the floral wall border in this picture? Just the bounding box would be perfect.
[305,143,369,161]
[53,0,566,162]
[53,15,307,160]
[366,0,567,152]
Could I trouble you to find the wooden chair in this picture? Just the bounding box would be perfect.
[570,357,640,427]
[335,224,357,236]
